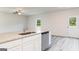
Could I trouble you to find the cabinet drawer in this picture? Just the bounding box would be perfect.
[23,34,41,43]
[0,39,22,48]
[23,39,34,45]
[22,36,33,43]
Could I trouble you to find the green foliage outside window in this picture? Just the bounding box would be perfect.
[37,19,41,27]
[69,17,76,26]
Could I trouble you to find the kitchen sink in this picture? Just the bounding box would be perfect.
[19,32,36,35]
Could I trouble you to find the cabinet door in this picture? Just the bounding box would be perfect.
[33,34,41,51]
[22,34,41,51]
[0,39,22,51]
[8,45,22,51]
[23,43,34,51]
[22,37,34,51]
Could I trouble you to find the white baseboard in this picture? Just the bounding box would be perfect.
[52,35,79,39]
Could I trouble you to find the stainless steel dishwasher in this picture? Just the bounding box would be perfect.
[41,31,51,51]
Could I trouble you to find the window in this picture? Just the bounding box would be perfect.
[69,17,76,26]
[37,19,41,27]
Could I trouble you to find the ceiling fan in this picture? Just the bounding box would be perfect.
[13,9,24,15]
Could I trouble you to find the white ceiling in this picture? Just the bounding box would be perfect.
[0,7,76,16]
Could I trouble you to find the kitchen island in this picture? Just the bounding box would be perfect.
[0,32,41,51]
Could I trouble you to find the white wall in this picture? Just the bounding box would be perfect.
[28,8,79,37]
[0,12,28,33]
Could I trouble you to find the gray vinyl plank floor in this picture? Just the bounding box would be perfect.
[48,36,79,51]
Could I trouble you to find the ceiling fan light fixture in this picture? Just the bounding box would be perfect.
[16,9,23,15]
[18,12,22,15]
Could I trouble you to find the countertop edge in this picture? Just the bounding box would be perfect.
[0,33,41,44]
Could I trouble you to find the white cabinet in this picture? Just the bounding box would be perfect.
[33,34,41,51]
[22,34,41,51]
[22,37,34,51]
[0,33,41,51]
[23,43,34,51]
[8,45,22,51]
[0,39,22,51]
